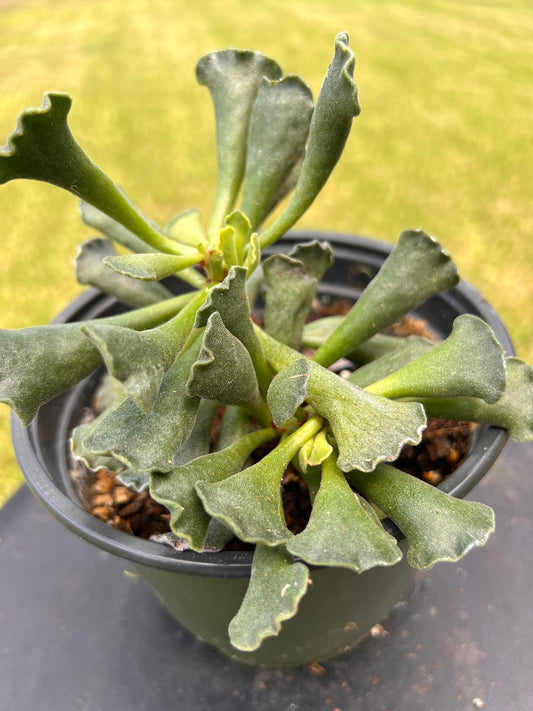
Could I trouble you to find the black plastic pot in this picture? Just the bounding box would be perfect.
[11,232,514,667]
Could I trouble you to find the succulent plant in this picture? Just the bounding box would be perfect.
[1,33,532,653]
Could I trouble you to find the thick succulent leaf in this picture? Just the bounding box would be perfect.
[367,315,506,403]
[259,33,360,248]
[187,311,262,410]
[267,357,310,426]
[287,456,402,571]
[173,398,219,466]
[80,342,201,473]
[82,289,207,413]
[348,336,433,388]
[117,469,150,492]
[240,75,314,230]
[80,201,159,254]
[349,463,495,569]
[289,240,334,281]
[196,416,322,545]
[214,405,251,451]
[313,229,460,367]
[243,232,261,275]
[224,210,252,265]
[419,357,533,442]
[104,251,204,281]
[0,325,103,426]
[298,429,333,474]
[74,238,172,307]
[196,48,282,238]
[229,544,309,652]
[257,328,427,473]
[0,288,196,425]
[302,315,344,349]
[195,266,271,393]
[263,254,317,349]
[150,427,276,551]
[0,93,184,258]
[71,419,126,474]
[166,208,206,247]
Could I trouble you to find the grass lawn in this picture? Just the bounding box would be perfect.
[1,0,531,505]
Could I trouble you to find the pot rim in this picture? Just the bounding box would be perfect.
[11,231,513,578]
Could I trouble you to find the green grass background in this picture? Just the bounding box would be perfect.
[1,0,531,505]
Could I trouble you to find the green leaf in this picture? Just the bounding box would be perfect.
[80,341,201,473]
[313,229,460,367]
[74,238,173,307]
[243,232,261,275]
[348,463,495,569]
[214,406,251,451]
[267,357,310,426]
[257,328,427,473]
[419,357,533,442]
[287,456,402,572]
[150,427,276,551]
[80,200,160,254]
[229,544,310,652]
[302,315,344,349]
[0,291,204,425]
[224,210,252,264]
[166,208,206,248]
[366,315,506,403]
[82,289,207,413]
[104,251,204,281]
[240,75,314,230]
[195,266,271,393]
[348,336,433,388]
[196,49,282,239]
[196,416,322,545]
[187,312,265,418]
[173,398,219,466]
[117,469,150,492]
[289,240,334,281]
[263,254,318,349]
[297,429,333,474]
[0,93,185,258]
[259,33,360,248]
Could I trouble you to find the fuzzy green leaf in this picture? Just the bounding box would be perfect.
[166,208,206,247]
[419,357,533,442]
[240,75,314,230]
[187,312,261,407]
[287,456,402,571]
[297,429,333,475]
[0,93,185,258]
[229,544,309,651]
[367,315,506,403]
[267,357,310,426]
[74,238,173,307]
[150,427,276,550]
[289,240,334,281]
[349,463,495,569]
[80,201,160,254]
[348,336,433,388]
[196,417,322,545]
[80,342,201,473]
[313,229,460,367]
[302,315,344,349]
[263,254,318,349]
[257,328,427,473]
[260,33,360,248]
[195,266,271,393]
[196,49,282,238]
[104,252,204,281]
[82,289,207,413]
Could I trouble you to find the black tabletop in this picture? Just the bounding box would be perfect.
[1,439,532,711]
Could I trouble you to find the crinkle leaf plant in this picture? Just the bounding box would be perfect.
[1,33,532,654]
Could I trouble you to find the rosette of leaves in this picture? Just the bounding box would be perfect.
[1,33,532,654]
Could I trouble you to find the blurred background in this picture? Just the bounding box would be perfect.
[1,0,531,504]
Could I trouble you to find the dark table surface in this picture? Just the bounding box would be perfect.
[1,439,532,711]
